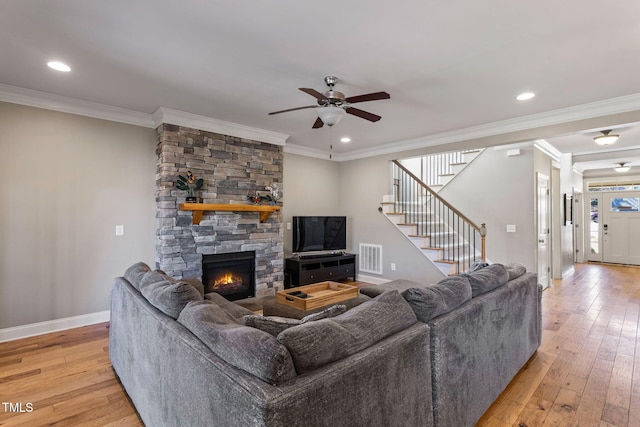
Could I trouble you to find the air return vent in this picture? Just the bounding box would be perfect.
[359,243,383,275]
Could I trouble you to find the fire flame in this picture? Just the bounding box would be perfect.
[213,272,242,288]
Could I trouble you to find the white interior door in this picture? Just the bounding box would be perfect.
[537,173,551,289]
[602,191,640,265]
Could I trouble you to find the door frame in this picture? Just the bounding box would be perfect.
[536,172,551,289]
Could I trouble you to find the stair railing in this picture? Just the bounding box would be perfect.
[392,160,486,274]
[399,150,479,187]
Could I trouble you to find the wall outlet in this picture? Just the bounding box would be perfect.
[115,225,124,236]
[506,224,516,233]
[286,222,291,230]
[391,263,396,271]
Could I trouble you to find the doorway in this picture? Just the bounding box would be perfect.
[587,188,640,265]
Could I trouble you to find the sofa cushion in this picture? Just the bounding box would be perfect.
[277,290,417,374]
[401,276,472,322]
[359,279,422,298]
[506,262,527,281]
[462,263,510,297]
[243,304,347,336]
[205,292,255,323]
[156,269,204,297]
[140,276,203,319]
[123,262,151,291]
[178,300,297,385]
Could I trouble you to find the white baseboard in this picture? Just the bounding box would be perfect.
[357,274,391,285]
[0,311,110,343]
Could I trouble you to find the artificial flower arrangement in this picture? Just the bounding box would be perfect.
[247,183,282,205]
[175,171,204,202]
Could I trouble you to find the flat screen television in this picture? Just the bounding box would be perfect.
[292,216,347,253]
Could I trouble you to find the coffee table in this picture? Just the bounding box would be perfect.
[263,281,371,319]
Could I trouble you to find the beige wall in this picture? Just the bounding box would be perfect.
[0,102,156,329]
[282,153,342,255]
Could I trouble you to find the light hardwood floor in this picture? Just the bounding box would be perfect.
[1,263,638,426]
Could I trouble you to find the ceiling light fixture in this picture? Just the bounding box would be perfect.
[516,92,535,101]
[593,130,620,146]
[316,106,346,127]
[47,61,71,72]
[340,137,351,143]
[614,162,630,173]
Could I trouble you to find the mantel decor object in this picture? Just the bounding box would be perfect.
[176,171,204,202]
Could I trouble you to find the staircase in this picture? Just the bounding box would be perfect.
[397,149,482,192]
[381,152,486,276]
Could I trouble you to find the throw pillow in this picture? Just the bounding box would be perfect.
[140,278,203,319]
[358,279,423,298]
[243,304,347,336]
[465,261,489,273]
[277,290,417,374]
[178,300,297,385]
[401,276,472,322]
[123,262,151,291]
[505,262,527,281]
[461,263,509,297]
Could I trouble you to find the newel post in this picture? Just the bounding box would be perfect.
[479,223,487,261]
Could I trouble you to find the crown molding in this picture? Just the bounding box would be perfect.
[336,92,640,162]
[533,139,562,163]
[0,84,289,146]
[283,142,332,160]
[152,107,289,146]
[0,83,155,128]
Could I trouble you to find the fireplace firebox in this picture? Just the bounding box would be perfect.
[202,251,256,301]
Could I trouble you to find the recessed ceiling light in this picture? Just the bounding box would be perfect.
[47,61,71,72]
[516,92,535,101]
[340,137,351,143]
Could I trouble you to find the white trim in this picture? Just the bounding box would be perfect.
[335,92,640,162]
[152,107,289,146]
[533,139,562,163]
[356,274,391,285]
[3,82,640,160]
[0,311,110,343]
[0,84,289,146]
[0,83,155,128]
[283,142,332,160]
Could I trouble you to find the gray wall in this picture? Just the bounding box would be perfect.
[0,102,156,329]
[440,148,537,272]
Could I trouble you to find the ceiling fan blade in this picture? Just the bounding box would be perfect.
[268,105,317,115]
[345,107,381,122]
[299,88,327,101]
[345,91,390,104]
[312,117,324,129]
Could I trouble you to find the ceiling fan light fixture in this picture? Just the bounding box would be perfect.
[594,130,620,146]
[316,106,345,126]
[614,162,630,173]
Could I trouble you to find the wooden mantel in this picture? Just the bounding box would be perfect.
[178,203,281,225]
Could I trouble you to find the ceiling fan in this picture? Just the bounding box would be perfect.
[268,76,390,128]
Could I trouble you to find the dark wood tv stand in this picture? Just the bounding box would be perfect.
[285,253,357,288]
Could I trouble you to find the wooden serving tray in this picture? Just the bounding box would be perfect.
[276,281,358,311]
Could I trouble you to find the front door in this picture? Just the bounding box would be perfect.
[537,173,551,289]
[602,191,640,265]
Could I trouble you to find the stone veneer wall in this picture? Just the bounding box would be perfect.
[155,123,283,297]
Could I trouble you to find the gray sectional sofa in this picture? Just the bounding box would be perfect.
[109,262,540,427]
[109,263,433,427]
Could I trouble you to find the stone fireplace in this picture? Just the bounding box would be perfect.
[154,123,283,297]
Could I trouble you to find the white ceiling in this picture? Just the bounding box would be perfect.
[2,0,640,171]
